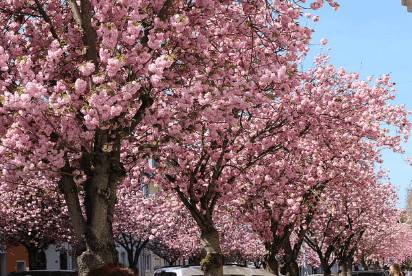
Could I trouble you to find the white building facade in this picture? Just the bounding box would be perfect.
[2,243,163,276]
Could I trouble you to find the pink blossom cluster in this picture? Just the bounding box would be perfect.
[0,46,8,71]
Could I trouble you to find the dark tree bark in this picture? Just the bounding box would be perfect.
[116,234,149,272]
[22,240,53,270]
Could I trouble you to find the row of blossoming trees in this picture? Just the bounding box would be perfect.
[1,170,412,275]
[0,0,412,276]
[1,169,412,275]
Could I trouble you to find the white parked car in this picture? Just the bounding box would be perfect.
[352,271,387,276]
[153,265,275,276]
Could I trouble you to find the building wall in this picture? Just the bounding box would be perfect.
[6,245,29,274]
[116,245,129,268]
[137,248,170,276]
[5,243,77,274]
[0,251,6,276]
[45,244,59,270]
[44,243,76,271]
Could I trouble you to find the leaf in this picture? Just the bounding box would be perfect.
[176,15,188,23]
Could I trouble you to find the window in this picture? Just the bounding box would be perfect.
[145,254,151,272]
[70,254,78,271]
[120,252,126,267]
[16,261,26,272]
[153,272,176,276]
[36,250,47,270]
[60,252,68,270]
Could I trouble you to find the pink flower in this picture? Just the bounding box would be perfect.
[107,57,125,77]
[79,62,95,76]
[312,15,320,22]
[92,74,105,84]
[150,74,162,87]
[277,65,287,79]
[320,38,328,45]
[304,13,311,18]
[310,0,323,10]
[75,78,88,93]
[101,25,119,49]
[0,46,9,71]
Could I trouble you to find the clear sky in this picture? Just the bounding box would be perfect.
[300,0,412,208]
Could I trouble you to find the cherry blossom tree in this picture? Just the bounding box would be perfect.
[0,178,74,270]
[147,192,202,266]
[135,4,366,276]
[405,183,412,224]
[114,173,202,271]
[303,172,391,275]
[224,54,412,276]
[145,26,410,276]
[214,206,265,265]
[354,210,412,271]
[113,183,156,273]
[220,225,265,265]
[0,0,322,274]
[390,222,412,269]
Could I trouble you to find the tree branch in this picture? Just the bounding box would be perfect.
[34,0,59,41]
[68,0,82,26]
[69,0,98,67]
[158,0,173,21]
[60,156,88,246]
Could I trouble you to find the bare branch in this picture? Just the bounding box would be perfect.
[68,0,82,26]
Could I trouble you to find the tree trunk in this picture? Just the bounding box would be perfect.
[121,237,148,273]
[322,265,332,276]
[282,235,303,276]
[261,221,295,276]
[347,259,353,276]
[266,261,279,276]
[199,226,224,276]
[318,253,334,276]
[76,233,118,276]
[27,246,40,270]
[60,149,121,276]
[304,235,337,276]
[24,243,49,271]
[283,260,299,276]
[339,263,347,276]
[263,246,279,276]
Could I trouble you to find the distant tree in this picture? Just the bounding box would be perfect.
[0,178,74,270]
[405,181,412,223]
[113,183,155,274]
[147,193,202,265]
[224,54,412,276]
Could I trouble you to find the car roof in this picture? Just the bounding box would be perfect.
[154,265,275,276]
[352,271,387,276]
[8,271,77,276]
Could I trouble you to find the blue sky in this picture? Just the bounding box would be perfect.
[301,0,412,208]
